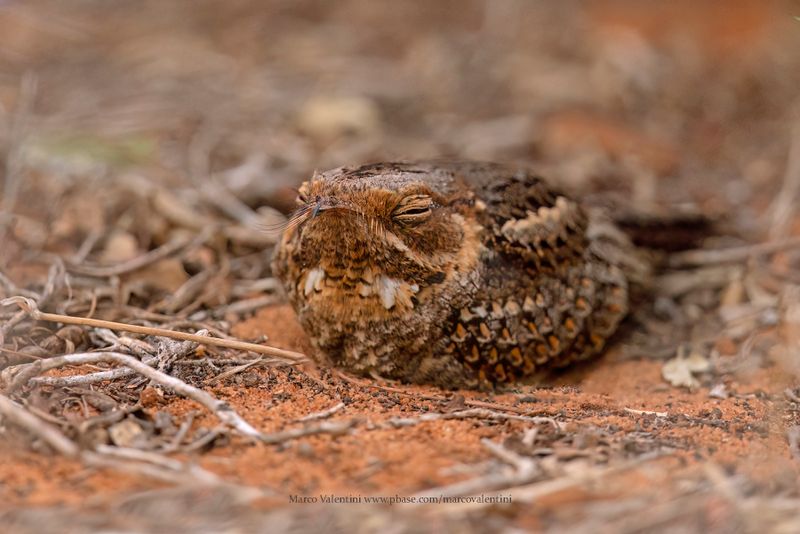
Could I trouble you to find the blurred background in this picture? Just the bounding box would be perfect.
[2,0,799,265]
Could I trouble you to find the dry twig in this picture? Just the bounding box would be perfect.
[0,393,79,457]
[4,348,354,447]
[1,351,264,439]
[413,438,540,499]
[387,408,561,429]
[67,233,202,277]
[296,402,346,422]
[259,419,357,444]
[770,124,800,239]
[668,237,800,268]
[1,296,306,362]
[342,376,545,416]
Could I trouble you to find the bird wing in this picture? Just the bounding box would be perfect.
[457,164,590,273]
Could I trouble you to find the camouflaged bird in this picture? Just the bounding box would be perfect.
[272,161,648,389]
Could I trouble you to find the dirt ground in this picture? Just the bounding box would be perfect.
[1,1,800,532]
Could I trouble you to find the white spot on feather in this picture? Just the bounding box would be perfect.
[304,267,325,296]
[374,275,418,310]
[500,196,573,243]
[377,275,401,310]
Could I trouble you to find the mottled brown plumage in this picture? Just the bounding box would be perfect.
[272,161,646,388]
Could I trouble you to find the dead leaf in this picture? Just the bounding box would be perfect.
[662,348,711,388]
[100,231,140,263]
[720,276,745,308]
[708,383,729,399]
[443,394,467,413]
[108,418,146,448]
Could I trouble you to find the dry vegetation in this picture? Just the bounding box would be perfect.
[1,1,800,532]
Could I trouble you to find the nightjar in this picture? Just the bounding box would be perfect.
[272,161,648,389]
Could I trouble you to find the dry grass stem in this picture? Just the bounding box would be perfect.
[770,123,800,239]
[668,236,800,268]
[1,296,306,362]
[1,351,264,439]
[296,401,346,422]
[413,439,540,499]
[0,393,225,486]
[258,419,357,444]
[386,408,561,429]
[67,235,198,277]
[0,393,80,457]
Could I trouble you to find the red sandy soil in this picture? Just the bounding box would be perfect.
[2,304,796,530]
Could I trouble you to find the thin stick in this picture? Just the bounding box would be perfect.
[258,419,355,444]
[668,236,800,268]
[183,427,224,452]
[413,439,539,499]
[770,123,800,239]
[296,402,345,422]
[203,358,264,385]
[481,438,537,472]
[422,453,666,515]
[94,444,215,476]
[0,393,224,485]
[31,365,140,387]
[788,426,800,462]
[1,296,306,362]
[1,352,263,439]
[656,265,743,297]
[4,351,350,447]
[209,294,281,318]
[1,310,28,339]
[66,236,194,277]
[81,451,222,486]
[386,408,560,429]
[464,398,541,416]
[348,377,544,416]
[2,261,65,338]
[624,407,668,418]
[0,393,80,457]
[70,229,103,265]
[161,411,196,453]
